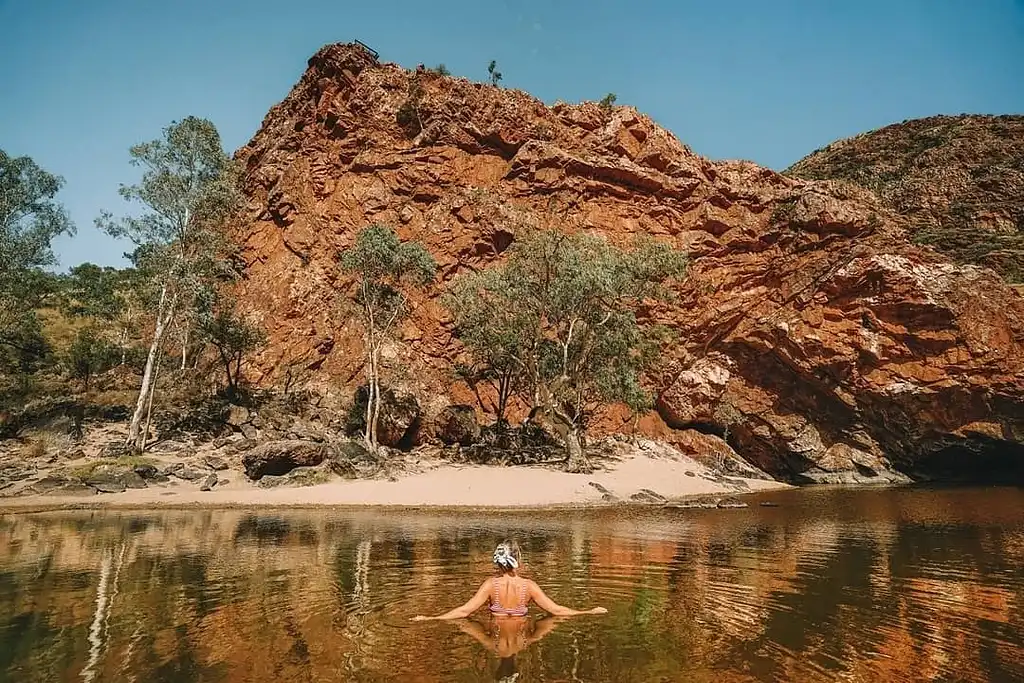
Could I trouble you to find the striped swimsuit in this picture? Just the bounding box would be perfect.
[489,577,529,616]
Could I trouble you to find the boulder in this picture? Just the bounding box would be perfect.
[133,464,159,479]
[120,471,148,489]
[162,462,185,476]
[630,489,667,504]
[199,473,218,491]
[347,386,421,448]
[173,467,207,481]
[202,456,228,471]
[228,438,257,454]
[242,440,327,480]
[224,404,251,427]
[434,405,481,445]
[256,466,329,488]
[665,429,771,479]
[85,473,127,493]
[326,440,378,479]
[57,482,100,496]
[213,435,239,449]
[30,475,97,496]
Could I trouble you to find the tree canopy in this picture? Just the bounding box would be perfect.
[449,229,687,471]
[0,150,75,348]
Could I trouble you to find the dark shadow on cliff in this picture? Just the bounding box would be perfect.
[905,439,1024,484]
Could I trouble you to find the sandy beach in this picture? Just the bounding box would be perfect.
[0,448,788,510]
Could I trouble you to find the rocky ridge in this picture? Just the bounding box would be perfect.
[231,43,1024,483]
[787,114,1024,282]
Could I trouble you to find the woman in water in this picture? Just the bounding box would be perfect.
[411,540,606,621]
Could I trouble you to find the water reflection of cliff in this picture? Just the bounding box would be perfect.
[0,488,1022,682]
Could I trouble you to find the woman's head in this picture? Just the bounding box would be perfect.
[492,540,521,575]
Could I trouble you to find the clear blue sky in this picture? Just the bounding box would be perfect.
[2,0,1022,270]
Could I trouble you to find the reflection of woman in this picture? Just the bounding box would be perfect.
[411,540,607,621]
[457,617,562,682]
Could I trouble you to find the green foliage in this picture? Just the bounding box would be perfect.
[487,60,503,86]
[65,326,119,390]
[96,116,239,288]
[0,314,51,382]
[448,229,688,462]
[59,263,135,320]
[340,223,436,297]
[0,150,75,348]
[0,150,74,274]
[431,64,451,76]
[396,76,425,138]
[339,223,436,342]
[599,93,617,111]
[199,302,265,396]
[339,224,436,450]
[913,225,1024,283]
[769,196,800,225]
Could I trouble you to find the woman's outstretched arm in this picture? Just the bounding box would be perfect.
[412,580,491,621]
[527,580,606,617]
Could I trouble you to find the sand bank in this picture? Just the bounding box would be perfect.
[0,450,787,510]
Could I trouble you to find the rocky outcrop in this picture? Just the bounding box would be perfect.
[231,43,1024,483]
[346,385,421,448]
[242,440,328,480]
[787,115,1024,282]
[434,404,480,445]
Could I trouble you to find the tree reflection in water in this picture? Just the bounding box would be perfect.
[0,487,1021,682]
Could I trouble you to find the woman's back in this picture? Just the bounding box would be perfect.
[411,539,605,622]
[489,575,529,616]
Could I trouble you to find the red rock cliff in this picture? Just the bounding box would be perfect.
[233,44,1024,482]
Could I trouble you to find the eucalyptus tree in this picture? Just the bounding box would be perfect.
[449,230,687,472]
[97,116,238,451]
[339,224,436,453]
[0,150,74,351]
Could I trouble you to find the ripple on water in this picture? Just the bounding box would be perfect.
[1,488,1023,683]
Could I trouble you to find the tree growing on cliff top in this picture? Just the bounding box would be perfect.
[339,224,436,454]
[487,60,503,86]
[599,93,617,111]
[0,150,74,355]
[97,116,239,452]
[448,230,687,472]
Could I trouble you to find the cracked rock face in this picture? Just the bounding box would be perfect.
[231,43,1024,483]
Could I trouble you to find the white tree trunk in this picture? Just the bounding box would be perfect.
[126,286,175,452]
[370,347,383,452]
[140,348,163,452]
[179,327,189,371]
[119,326,128,366]
[564,426,587,473]
[544,402,589,473]
[363,345,375,452]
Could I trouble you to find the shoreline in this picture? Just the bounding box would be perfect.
[0,451,789,512]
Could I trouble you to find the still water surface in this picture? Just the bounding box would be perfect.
[1,487,1022,682]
